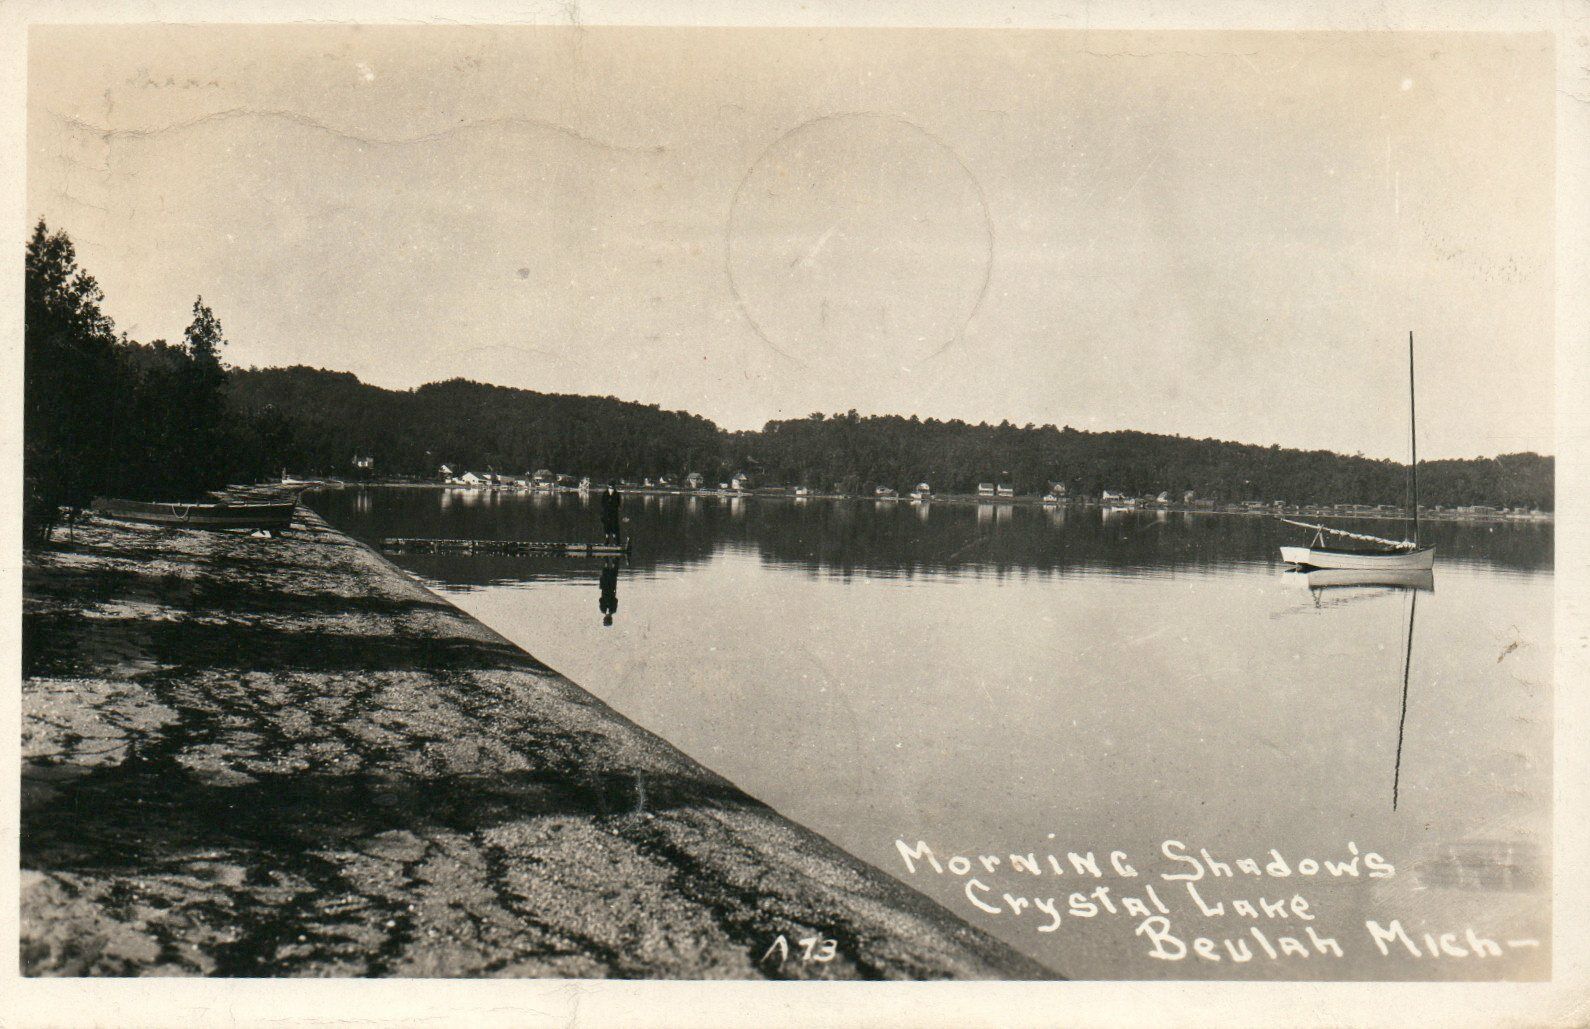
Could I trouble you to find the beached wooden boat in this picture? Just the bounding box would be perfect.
[1280,331,1437,571]
[92,497,298,531]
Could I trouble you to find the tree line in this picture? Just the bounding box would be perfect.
[736,412,1554,510]
[228,367,725,488]
[23,220,1553,547]
[234,370,1550,511]
[23,221,285,541]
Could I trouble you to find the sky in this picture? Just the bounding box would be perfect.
[27,25,1554,460]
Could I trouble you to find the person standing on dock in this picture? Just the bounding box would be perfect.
[601,482,623,545]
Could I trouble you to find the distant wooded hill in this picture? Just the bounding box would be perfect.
[23,218,1550,549]
[229,366,1554,511]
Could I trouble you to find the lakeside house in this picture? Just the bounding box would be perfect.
[438,463,454,479]
[794,485,812,497]
[910,482,932,500]
[977,483,996,497]
[731,472,751,492]
[1101,490,1136,507]
[996,484,1015,498]
[875,485,898,498]
[685,472,704,490]
[456,471,484,486]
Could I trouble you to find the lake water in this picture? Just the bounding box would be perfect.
[310,486,1553,980]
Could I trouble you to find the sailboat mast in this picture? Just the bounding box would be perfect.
[1409,331,1419,545]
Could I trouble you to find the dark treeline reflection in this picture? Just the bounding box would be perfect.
[311,489,1553,587]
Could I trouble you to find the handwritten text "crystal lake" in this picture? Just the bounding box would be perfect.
[895,838,1393,931]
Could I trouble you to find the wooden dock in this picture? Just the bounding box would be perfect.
[382,537,631,557]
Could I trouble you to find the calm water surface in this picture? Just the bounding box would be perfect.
[312,487,1552,980]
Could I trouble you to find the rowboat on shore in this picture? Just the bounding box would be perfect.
[1280,331,1436,572]
[91,497,298,531]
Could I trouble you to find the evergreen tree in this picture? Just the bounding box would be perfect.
[177,297,233,490]
[23,222,268,542]
[23,220,126,540]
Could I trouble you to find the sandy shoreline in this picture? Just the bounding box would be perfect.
[19,504,1051,979]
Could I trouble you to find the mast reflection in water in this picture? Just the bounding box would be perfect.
[311,487,1552,982]
[1283,567,1434,811]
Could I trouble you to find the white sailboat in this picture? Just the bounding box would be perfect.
[1279,331,1437,571]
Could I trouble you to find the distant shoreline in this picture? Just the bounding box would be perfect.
[290,480,1555,526]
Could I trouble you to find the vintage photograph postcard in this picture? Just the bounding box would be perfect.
[5,1,1586,1025]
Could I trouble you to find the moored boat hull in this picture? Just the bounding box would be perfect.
[1279,544,1435,570]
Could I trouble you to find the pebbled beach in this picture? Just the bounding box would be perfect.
[19,504,1052,979]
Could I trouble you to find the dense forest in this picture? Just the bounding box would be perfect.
[738,413,1555,509]
[23,220,1553,547]
[229,368,724,487]
[230,368,1554,511]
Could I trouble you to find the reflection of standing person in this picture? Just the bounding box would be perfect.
[598,559,619,626]
[601,483,623,545]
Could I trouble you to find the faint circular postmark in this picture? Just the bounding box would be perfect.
[726,112,992,370]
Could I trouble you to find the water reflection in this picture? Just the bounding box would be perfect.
[1394,587,1419,812]
[1283,567,1436,601]
[307,486,1553,981]
[1284,567,1431,811]
[312,489,1553,590]
[599,559,620,626]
